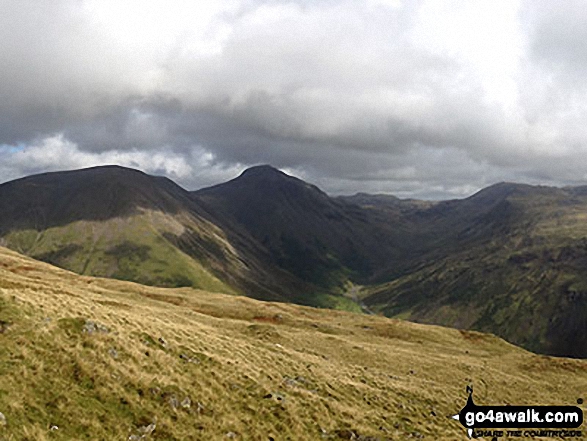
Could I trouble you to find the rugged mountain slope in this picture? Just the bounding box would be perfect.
[1,246,586,440]
[193,166,415,292]
[364,183,587,357]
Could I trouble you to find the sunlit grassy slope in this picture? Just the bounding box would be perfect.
[0,246,586,440]
[2,210,235,294]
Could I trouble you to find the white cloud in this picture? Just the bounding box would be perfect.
[0,134,246,190]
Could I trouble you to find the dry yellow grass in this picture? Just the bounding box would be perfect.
[0,246,585,440]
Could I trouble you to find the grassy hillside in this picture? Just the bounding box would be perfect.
[364,184,587,357]
[1,210,235,294]
[0,246,586,440]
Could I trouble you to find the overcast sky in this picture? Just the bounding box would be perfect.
[1,0,586,199]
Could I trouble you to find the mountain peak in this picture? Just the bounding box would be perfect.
[0,165,194,231]
[239,165,289,180]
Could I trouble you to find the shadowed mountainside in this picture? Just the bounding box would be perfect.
[193,166,415,290]
[0,166,192,231]
[0,166,311,302]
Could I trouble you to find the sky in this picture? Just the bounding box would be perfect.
[1,0,587,199]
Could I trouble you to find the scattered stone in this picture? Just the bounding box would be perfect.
[225,432,237,439]
[263,393,273,399]
[179,354,200,364]
[168,395,179,409]
[283,376,298,387]
[158,337,167,347]
[181,397,191,409]
[196,402,205,414]
[83,320,109,334]
[149,387,161,396]
[335,429,358,439]
[0,320,11,334]
[128,420,156,440]
[50,425,59,431]
[138,422,156,435]
[108,348,119,359]
[0,412,6,426]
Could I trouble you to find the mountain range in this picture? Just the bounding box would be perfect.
[1,165,587,358]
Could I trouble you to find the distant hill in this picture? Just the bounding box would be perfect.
[3,166,587,357]
[1,245,586,439]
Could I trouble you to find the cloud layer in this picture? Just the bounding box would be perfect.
[2,0,587,198]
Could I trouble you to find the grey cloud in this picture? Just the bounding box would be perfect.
[2,0,587,199]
